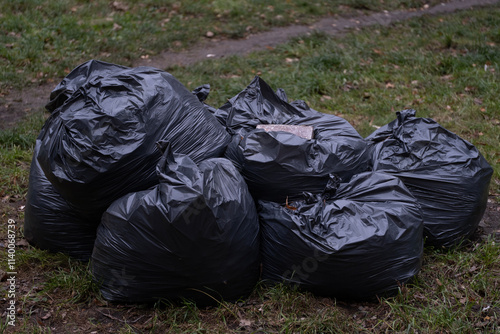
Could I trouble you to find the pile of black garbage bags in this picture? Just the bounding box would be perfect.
[25,60,493,303]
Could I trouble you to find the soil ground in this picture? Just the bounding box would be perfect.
[1,0,500,332]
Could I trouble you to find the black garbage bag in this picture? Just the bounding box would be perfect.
[91,143,260,304]
[259,172,424,300]
[36,60,231,221]
[366,109,493,247]
[24,141,96,261]
[45,60,129,113]
[221,77,369,202]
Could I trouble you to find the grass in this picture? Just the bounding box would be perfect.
[171,6,500,194]
[0,0,450,93]
[0,2,499,333]
[383,238,500,332]
[0,111,45,197]
[2,239,499,332]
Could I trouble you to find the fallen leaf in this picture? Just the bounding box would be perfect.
[385,82,395,89]
[112,23,122,31]
[285,197,297,211]
[474,98,483,105]
[342,83,356,91]
[41,312,52,320]
[17,239,29,247]
[239,319,252,327]
[436,278,443,286]
[112,1,129,11]
[414,292,426,300]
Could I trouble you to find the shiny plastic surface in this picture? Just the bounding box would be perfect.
[222,77,370,203]
[91,144,260,304]
[259,172,424,299]
[366,109,493,247]
[37,60,231,220]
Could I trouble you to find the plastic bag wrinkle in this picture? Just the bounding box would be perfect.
[37,60,231,222]
[91,144,260,304]
[221,77,369,203]
[259,172,423,299]
[24,141,96,261]
[366,109,493,247]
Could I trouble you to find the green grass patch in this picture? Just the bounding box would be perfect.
[0,111,45,196]
[382,237,500,332]
[15,248,100,304]
[1,0,450,92]
[0,144,31,197]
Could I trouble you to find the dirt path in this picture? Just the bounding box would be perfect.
[134,0,500,68]
[1,0,499,130]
